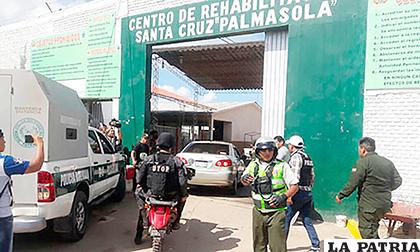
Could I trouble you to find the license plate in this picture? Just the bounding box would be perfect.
[195,161,208,168]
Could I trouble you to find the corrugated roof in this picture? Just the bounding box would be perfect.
[208,101,261,112]
[154,41,264,90]
[153,96,261,114]
[152,97,211,113]
[153,86,214,111]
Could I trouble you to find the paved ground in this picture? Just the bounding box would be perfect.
[15,186,354,252]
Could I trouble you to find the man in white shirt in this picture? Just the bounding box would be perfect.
[284,135,320,252]
[274,136,290,162]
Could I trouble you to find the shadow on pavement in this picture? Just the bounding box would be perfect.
[188,185,251,198]
[161,218,241,252]
[333,236,349,239]
[14,193,244,252]
[288,245,311,252]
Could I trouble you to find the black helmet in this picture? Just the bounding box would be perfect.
[157,132,175,149]
[255,137,277,162]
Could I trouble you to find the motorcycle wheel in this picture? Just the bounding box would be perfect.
[152,237,162,252]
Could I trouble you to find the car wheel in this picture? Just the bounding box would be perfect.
[237,170,244,187]
[112,170,126,202]
[62,191,88,241]
[229,175,238,195]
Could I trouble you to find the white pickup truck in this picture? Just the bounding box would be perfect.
[0,70,126,241]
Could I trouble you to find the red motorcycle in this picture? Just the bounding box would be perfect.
[145,197,179,252]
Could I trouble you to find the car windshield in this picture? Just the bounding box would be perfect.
[183,143,230,155]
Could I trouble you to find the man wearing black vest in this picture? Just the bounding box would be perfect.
[133,132,189,245]
[284,135,320,252]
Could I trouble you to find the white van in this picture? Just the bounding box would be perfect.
[0,70,126,241]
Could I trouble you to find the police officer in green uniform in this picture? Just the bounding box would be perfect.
[336,137,402,239]
[241,137,298,252]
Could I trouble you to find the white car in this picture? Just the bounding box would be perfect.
[12,127,126,241]
[1,70,126,241]
[176,141,245,195]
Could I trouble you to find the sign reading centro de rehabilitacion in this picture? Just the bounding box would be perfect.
[31,12,121,99]
[365,1,420,90]
[125,0,339,44]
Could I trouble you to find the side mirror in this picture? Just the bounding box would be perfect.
[115,145,122,152]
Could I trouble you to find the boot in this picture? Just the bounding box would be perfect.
[134,228,143,245]
[172,200,186,230]
[134,208,146,245]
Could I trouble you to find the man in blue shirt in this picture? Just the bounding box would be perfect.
[0,129,44,252]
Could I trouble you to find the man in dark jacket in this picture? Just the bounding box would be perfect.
[134,132,189,244]
[336,137,402,239]
[131,133,150,191]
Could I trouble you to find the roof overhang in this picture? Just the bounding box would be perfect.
[154,41,264,90]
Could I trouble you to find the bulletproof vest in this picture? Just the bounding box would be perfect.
[146,153,179,198]
[248,160,287,211]
[253,163,275,196]
[295,151,314,187]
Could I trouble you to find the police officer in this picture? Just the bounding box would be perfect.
[0,129,44,252]
[336,137,402,239]
[284,135,320,252]
[241,137,298,252]
[134,132,189,245]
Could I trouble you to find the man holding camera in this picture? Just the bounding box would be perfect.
[106,119,123,150]
[0,129,45,252]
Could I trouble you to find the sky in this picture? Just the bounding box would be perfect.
[156,33,265,106]
[0,0,264,106]
[0,0,95,26]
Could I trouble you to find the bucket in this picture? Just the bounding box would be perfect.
[335,215,347,228]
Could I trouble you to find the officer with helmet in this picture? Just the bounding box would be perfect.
[284,135,320,252]
[241,137,298,252]
[134,132,189,245]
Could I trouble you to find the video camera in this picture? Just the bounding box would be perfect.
[109,118,122,128]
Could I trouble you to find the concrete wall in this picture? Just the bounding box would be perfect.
[364,89,420,205]
[0,0,118,69]
[213,103,262,142]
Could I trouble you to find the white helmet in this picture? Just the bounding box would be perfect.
[286,135,305,148]
[254,136,277,162]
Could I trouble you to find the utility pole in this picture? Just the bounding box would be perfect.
[45,2,53,13]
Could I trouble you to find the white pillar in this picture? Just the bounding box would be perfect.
[210,114,214,140]
[261,30,288,138]
[112,98,120,120]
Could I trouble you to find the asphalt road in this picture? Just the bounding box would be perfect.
[14,186,254,252]
[14,185,353,252]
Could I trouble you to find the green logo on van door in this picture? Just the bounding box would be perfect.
[13,118,45,148]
